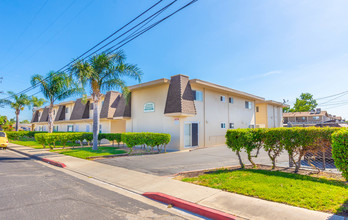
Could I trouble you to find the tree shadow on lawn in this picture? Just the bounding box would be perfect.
[330,199,348,218]
[210,168,348,188]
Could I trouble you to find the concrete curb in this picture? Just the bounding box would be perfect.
[143,192,237,220]
[8,147,67,168]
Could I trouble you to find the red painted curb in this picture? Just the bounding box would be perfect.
[143,192,236,220]
[41,158,67,168]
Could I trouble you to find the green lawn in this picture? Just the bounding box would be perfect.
[51,147,127,159]
[182,169,348,215]
[10,140,76,149]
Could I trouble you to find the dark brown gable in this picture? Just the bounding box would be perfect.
[164,75,196,115]
[100,91,121,119]
[70,99,89,120]
[55,105,66,121]
[31,110,40,123]
[39,108,49,122]
[114,94,131,118]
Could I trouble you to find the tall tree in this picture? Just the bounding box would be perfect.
[70,51,142,150]
[31,71,81,133]
[289,93,318,112]
[29,95,46,131]
[0,92,31,131]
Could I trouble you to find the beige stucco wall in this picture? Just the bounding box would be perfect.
[125,83,182,150]
[255,103,268,128]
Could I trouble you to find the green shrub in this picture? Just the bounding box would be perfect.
[6,131,46,140]
[226,129,252,168]
[332,128,348,181]
[121,132,171,154]
[226,127,342,172]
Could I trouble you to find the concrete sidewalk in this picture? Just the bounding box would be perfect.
[7,144,345,220]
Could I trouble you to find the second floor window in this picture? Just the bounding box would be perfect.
[220,96,226,102]
[245,101,252,109]
[229,97,233,104]
[256,106,259,112]
[144,102,155,112]
[65,107,69,114]
[192,90,203,101]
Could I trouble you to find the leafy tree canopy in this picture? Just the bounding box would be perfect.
[284,93,318,112]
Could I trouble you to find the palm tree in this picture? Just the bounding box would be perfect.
[29,96,46,131]
[31,71,81,133]
[0,92,31,131]
[70,51,142,150]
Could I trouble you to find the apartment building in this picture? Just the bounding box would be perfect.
[31,74,284,151]
[255,100,287,128]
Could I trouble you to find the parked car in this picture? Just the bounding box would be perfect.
[0,132,8,149]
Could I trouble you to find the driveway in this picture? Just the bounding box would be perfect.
[96,145,290,176]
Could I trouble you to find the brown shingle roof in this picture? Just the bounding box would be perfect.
[100,91,131,119]
[31,111,40,123]
[70,98,89,120]
[283,111,328,117]
[114,94,131,118]
[55,105,66,121]
[39,108,49,122]
[164,75,196,115]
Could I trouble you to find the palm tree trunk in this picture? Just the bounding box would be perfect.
[92,99,100,151]
[48,102,54,133]
[15,110,19,131]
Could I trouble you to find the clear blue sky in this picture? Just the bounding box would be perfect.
[1,0,348,121]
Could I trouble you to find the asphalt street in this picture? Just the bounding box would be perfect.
[0,150,184,220]
[96,145,290,176]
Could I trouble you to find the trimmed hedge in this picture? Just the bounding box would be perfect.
[121,132,171,153]
[226,127,343,175]
[331,128,348,180]
[35,132,93,149]
[34,132,171,153]
[5,131,47,140]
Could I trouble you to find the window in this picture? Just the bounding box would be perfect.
[256,106,259,112]
[65,107,69,114]
[229,123,234,129]
[221,123,226,128]
[67,125,74,132]
[144,102,155,112]
[245,101,252,109]
[220,96,226,102]
[86,125,90,132]
[74,125,79,132]
[249,125,255,129]
[313,116,320,120]
[39,126,43,131]
[53,126,58,132]
[229,97,233,104]
[99,124,102,133]
[192,90,203,101]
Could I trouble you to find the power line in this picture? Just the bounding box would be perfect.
[5,0,197,99]
[4,0,166,98]
[1,0,78,70]
[316,90,348,100]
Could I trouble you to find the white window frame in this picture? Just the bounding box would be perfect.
[144,102,155,112]
[67,125,74,132]
[65,107,69,114]
[221,122,226,129]
[229,123,234,129]
[193,90,203,101]
[229,97,233,104]
[220,96,226,102]
[245,101,252,109]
